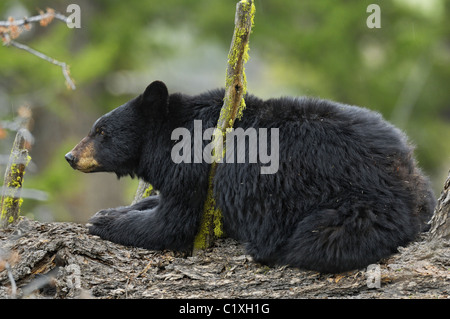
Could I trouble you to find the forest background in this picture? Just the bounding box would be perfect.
[0,0,449,223]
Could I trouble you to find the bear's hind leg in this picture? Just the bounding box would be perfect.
[283,204,416,273]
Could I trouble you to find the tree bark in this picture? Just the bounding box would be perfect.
[428,169,450,240]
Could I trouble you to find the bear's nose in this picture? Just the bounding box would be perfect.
[65,152,77,166]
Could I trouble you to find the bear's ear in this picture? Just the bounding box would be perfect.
[141,80,169,115]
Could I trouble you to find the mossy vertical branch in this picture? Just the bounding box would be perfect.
[193,0,255,251]
[132,180,156,205]
[1,128,31,228]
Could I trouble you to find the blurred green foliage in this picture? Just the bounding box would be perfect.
[0,0,449,222]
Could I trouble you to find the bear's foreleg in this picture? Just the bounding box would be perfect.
[88,196,200,252]
[91,195,160,218]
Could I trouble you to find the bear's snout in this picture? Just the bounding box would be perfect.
[65,137,100,173]
[65,152,77,167]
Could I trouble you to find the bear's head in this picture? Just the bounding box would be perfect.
[65,81,169,178]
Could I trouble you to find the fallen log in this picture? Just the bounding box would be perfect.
[0,218,448,299]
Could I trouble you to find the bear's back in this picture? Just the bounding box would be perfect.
[190,90,408,153]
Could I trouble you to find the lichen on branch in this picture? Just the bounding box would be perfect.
[0,129,32,228]
[193,0,255,251]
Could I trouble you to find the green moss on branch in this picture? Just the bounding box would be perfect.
[193,0,255,251]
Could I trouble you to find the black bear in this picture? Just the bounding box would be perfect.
[65,81,436,273]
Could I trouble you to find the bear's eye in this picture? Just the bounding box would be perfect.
[95,127,105,136]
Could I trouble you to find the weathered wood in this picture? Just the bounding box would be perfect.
[0,218,449,299]
[0,129,31,228]
[428,170,450,240]
[193,0,255,252]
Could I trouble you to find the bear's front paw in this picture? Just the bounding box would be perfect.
[87,208,124,238]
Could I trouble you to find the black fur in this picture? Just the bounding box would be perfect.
[69,81,436,273]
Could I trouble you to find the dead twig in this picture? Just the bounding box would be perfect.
[6,39,75,90]
[0,8,76,90]
[0,11,69,27]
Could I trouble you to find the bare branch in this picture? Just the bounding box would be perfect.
[0,9,76,90]
[7,39,76,90]
[0,11,68,27]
